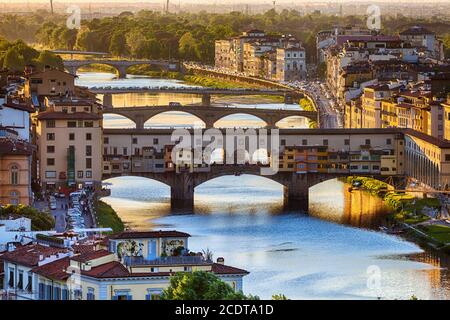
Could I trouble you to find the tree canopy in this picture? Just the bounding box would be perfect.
[161,271,259,300]
[0,205,55,231]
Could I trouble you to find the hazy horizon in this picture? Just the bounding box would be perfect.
[2,0,450,3]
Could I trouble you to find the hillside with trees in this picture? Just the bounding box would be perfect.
[1,10,450,64]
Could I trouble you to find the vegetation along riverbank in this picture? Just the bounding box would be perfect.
[346,176,450,253]
[94,200,125,233]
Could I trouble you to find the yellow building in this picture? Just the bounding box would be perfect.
[361,84,397,129]
[34,96,103,191]
[0,129,33,205]
[442,95,450,141]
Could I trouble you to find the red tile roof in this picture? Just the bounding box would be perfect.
[71,249,111,263]
[2,101,35,113]
[32,257,70,281]
[1,244,69,267]
[211,263,249,275]
[72,243,97,255]
[81,261,130,278]
[36,111,102,120]
[109,230,191,240]
[0,138,34,155]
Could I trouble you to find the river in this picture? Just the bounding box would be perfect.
[79,72,450,300]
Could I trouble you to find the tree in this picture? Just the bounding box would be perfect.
[0,205,55,231]
[126,29,146,58]
[179,32,199,61]
[35,50,64,70]
[272,294,288,300]
[161,271,258,300]
[109,32,128,57]
[3,46,26,72]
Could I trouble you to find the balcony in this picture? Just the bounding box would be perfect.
[123,255,211,267]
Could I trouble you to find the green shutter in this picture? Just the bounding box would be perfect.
[67,146,75,186]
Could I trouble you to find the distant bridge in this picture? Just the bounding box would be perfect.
[63,59,180,78]
[93,87,302,106]
[102,105,317,129]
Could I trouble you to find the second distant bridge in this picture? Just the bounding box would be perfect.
[103,105,318,129]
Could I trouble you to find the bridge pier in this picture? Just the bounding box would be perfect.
[170,172,194,211]
[117,66,127,79]
[103,93,113,108]
[283,173,326,212]
[202,94,211,106]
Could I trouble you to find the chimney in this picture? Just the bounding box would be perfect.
[216,257,224,265]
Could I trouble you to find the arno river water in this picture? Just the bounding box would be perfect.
[77,72,450,300]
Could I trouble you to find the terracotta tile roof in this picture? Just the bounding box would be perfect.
[109,230,191,240]
[211,263,249,275]
[0,138,33,156]
[72,243,97,255]
[32,257,70,281]
[1,244,69,267]
[2,101,35,113]
[71,249,111,263]
[36,111,102,120]
[81,261,130,278]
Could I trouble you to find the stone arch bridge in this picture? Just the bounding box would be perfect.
[103,165,342,211]
[102,166,399,211]
[63,59,179,78]
[103,105,318,129]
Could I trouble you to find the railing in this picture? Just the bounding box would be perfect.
[124,255,210,266]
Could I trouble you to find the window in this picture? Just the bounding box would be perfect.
[123,147,128,156]
[26,274,32,293]
[86,171,92,178]
[47,146,55,153]
[365,139,371,145]
[86,158,92,169]
[17,271,23,290]
[67,121,77,128]
[386,138,392,145]
[47,133,55,141]
[8,269,14,288]
[45,171,57,179]
[302,139,307,146]
[84,121,94,127]
[77,171,83,179]
[153,138,159,144]
[281,139,286,146]
[69,133,75,140]
[11,165,19,185]
[344,139,350,145]
[46,120,55,128]
[86,133,92,140]
[323,139,328,146]
[446,154,450,162]
[132,137,138,144]
[86,145,92,156]
[47,158,55,166]
[87,288,95,300]
[104,137,109,144]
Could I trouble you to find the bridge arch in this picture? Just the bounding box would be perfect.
[213,113,268,128]
[102,113,137,128]
[275,116,309,129]
[144,111,206,129]
[67,62,125,78]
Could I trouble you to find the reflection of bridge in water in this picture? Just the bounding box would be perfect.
[102,105,318,129]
